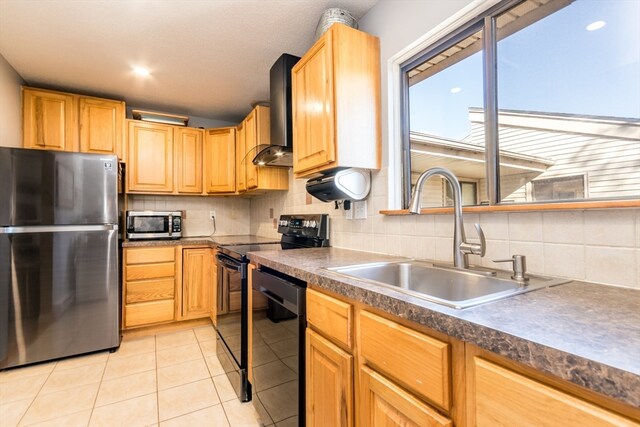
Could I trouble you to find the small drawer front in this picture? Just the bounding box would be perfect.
[125,300,174,328]
[472,357,640,427]
[359,310,451,411]
[126,262,175,281]
[307,288,353,349]
[126,278,175,304]
[126,247,175,265]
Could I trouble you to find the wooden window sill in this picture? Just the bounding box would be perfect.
[380,200,640,215]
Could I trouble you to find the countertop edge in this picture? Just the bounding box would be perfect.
[248,251,640,408]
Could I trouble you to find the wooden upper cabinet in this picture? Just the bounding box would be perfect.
[292,23,381,178]
[23,87,125,158]
[243,105,289,191]
[174,127,203,194]
[236,122,247,193]
[204,127,236,193]
[23,88,78,152]
[292,32,335,176]
[79,97,125,159]
[244,108,260,189]
[182,248,214,320]
[127,120,174,193]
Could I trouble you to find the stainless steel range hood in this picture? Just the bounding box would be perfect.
[253,54,300,167]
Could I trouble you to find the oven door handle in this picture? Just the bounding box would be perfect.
[260,287,299,313]
[217,255,241,272]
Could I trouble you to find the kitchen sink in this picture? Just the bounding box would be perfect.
[326,260,569,309]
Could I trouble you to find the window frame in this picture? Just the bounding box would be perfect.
[387,0,640,212]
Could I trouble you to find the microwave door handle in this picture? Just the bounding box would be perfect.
[168,214,173,237]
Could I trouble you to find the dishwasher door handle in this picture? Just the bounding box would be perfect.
[260,287,299,314]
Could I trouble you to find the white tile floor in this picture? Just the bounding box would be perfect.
[0,325,269,427]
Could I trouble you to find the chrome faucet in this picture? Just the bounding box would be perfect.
[409,167,486,268]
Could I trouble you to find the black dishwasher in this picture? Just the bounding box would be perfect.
[252,265,307,426]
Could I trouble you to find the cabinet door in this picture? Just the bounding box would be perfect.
[292,32,335,175]
[127,121,174,193]
[470,357,638,427]
[359,366,452,427]
[79,97,125,158]
[245,109,259,189]
[23,88,77,151]
[306,329,353,427]
[175,127,203,194]
[236,122,247,192]
[182,248,214,319]
[204,127,236,193]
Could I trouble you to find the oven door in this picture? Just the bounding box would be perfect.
[216,252,250,401]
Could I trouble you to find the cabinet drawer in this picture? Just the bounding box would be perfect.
[359,310,451,411]
[359,365,452,427]
[307,289,353,349]
[125,300,174,328]
[472,357,639,427]
[126,247,175,265]
[126,262,175,281]
[125,278,175,304]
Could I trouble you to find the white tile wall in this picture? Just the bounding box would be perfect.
[249,168,640,289]
[129,195,250,237]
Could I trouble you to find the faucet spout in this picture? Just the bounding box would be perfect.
[409,167,484,268]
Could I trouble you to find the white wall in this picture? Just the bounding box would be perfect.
[249,0,640,290]
[0,53,24,147]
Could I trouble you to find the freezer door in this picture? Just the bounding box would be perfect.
[0,226,120,369]
[0,147,118,226]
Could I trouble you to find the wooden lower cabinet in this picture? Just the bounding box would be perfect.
[305,287,640,427]
[123,247,178,329]
[359,365,452,427]
[123,245,216,329]
[467,349,640,427]
[306,328,353,427]
[182,247,214,320]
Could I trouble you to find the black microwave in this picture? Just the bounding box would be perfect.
[126,210,182,240]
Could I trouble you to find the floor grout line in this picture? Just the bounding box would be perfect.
[15,360,58,427]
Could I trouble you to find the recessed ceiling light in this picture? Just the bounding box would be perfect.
[133,66,150,77]
[586,21,606,31]
[450,87,462,94]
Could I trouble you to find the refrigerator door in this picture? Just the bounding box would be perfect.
[0,225,120,369]
[0,147,118,226]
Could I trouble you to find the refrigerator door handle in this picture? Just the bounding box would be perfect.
[0,224,118,234]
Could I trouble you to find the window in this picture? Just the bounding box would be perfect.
[400,0,640,209]
[531,175,585,201]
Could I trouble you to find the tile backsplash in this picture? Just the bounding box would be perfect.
[128,195,250,237]
[129,174,640,289]
[250,169,640,289]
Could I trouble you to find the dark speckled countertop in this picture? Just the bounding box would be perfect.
[121,235,280,248]
[247,247,640,408]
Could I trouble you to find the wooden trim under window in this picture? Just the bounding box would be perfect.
[380,199,640,215]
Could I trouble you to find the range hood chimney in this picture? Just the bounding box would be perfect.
[253,53,300,167]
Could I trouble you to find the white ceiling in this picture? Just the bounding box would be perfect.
[0,0,377,123]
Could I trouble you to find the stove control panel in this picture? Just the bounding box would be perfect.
[277,214,329,242]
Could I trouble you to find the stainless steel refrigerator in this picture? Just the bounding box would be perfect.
[0,147,120,369]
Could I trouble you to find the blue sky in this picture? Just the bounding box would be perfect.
[409,0,640,140]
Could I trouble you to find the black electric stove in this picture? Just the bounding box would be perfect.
[214,214,329,406]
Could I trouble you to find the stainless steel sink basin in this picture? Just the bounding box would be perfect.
[326,260,569,309]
